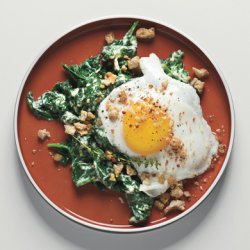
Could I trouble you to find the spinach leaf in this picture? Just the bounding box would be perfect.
[93,122,112,149]
[93,123,133,165]
[161,50,190,83]
[94,158,116,189]
[52,81,85,115]
[126,191,154,225]
[83,81,108,112]
[63,56,110,112]
[48,141,73,165]
[70,135,96,161]
[27,91,67,120]
[52,81,73,96]
[70,88,86,114]
[101,21,139,65]
[113,72,133,88]
[63,55,102,87]
[27,81,87,121]
[118,174,139,194]
[61,111,79,124]
[71,158,97,187]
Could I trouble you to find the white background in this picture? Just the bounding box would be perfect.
[0,0,249,249]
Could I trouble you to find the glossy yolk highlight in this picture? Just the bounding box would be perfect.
[123,101,171,156]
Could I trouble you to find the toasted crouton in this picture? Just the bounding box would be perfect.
[108,107,119,122]
[159,192,171,205]
[113,163,124,177]
[53,153,63,162]
[105,32,115,44]
[192,67,209,79]
[190,78,205,94]
[183,191,191,199]
[64,125,76,135]
[128,56,140,70]
[170,186,184,199]
[164,200,185,215]
[154,200,165,211]
[136,27,155,40]
[87,112,95,120]
[37,129,51,140]
[105,72,117,85]
[79,110,88,122]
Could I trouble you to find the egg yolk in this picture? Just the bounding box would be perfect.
[123,101,171,156]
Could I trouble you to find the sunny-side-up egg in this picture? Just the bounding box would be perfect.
[98,53,218,197]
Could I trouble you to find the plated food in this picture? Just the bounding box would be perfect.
[16,17,233,232]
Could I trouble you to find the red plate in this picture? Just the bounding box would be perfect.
[15,16,234,233]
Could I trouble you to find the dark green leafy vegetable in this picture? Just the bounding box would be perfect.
[27,91,67,120]
[69,88,86,114]
[72,158,97,187]
[93,122,112,149]
[52,81,73,96]
[63,55,102,87]
[161,50,190,83]
[61,111,79,124]
[126,191,154,225]
[52,81,86,115]
[101,21,139,64]
[94,158,116,189]
[118,174,139,193]
[48,141,73,165]
[63,55,107,112]
[113,71,133,88]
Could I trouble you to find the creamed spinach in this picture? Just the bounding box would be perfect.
[27,21,189,225]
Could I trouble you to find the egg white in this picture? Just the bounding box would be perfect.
[98,53,218,197]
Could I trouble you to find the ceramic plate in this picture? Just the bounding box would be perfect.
[15,16,234,233]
